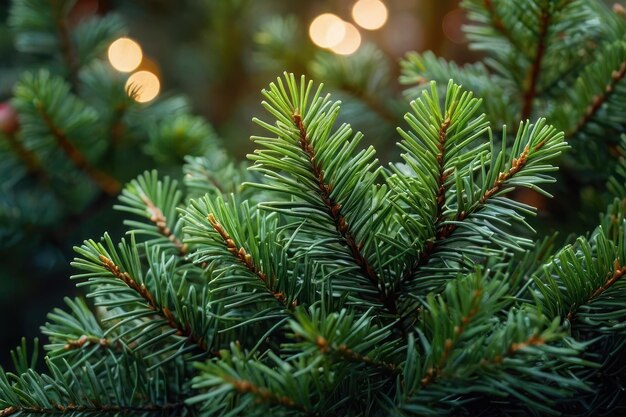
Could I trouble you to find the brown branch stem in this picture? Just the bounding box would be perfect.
[99,255,217,356]
[567,61,626,139]
[227,377,315,416]
[420,287,482,388]
[207,213,295,308]
[51,0,79,91]
[567,258,626,321]
[293,113,397,315]
[521,6,550,120]
[315,335,398,375]
[1,403,183,417]
[36,103,121,195]
[141,193,188,255]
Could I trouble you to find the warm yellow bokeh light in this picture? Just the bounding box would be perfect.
[108,37,143,72]
[125,70,160,103]
[309,13,346,48]
[352,0,388,31]
[330,22,361,55]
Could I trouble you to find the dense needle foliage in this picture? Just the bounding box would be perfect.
[3,0,626,416]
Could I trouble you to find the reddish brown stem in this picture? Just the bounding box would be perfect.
[521,7,550,120]
[567,61,626,139]
[1,403,183,417]
[420,288,482,388]
[99,255,217,356]
[567,259,626,321]
[140,193,188,255]
[52,0,79,91]
[37,103,121,195]
[292,113,397,315]
[207,213,295,308]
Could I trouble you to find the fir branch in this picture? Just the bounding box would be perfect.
[51,0,78,91]
[420,287,483,388]
[293,112,396,315]
[225,377,314,415]
[315,335,398,375]
[63,334,113,350]
[567,61,626,139]
[141,193,188,255]
[4,132,47,181]
[480,333,546,367]
[567,258,626,321]
[36,102,120,195]
[521,3,550,120]
[98,255,216,355]
[207,213,293,308]
[0,402,184,416]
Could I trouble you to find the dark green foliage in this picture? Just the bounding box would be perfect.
[4,0,626,416]
[2,72,626,416]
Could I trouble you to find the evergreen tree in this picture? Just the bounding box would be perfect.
[3,0,626,416]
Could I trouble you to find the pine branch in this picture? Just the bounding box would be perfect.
[315,335,398,375]
[51,0,78,91]
[36,101,120,195]
[521,3,550,120]
[567,61,626,139]
[0,402,184,416]
[207,213,294,308]
[142,193,188,255]
[4,132,47,181]
[419,286,483,388]
[567,258,626,321]
[483,0,524,55]
[98,255,216,356]
[293,112,397,315]
[225,377,314,415]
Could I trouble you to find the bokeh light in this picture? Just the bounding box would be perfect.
[329,22,361,55]
[352,0,388,31]
[108,37,143,72]
[309,13,346,48]
[125,70,160,103]
[442,8,467,44]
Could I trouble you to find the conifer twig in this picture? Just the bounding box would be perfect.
[98,255,217,356]
[51,0,79,92]
[140,193,188,255]
[36,103,121,195]
[566,258,626,321]
[480,334,545,366]
[207,213,295,308]
[226,377,314,415]
[4,132,47,181]
[293,112,397,315]
[420,287,482,388]
[315,335,399,375]
[0,403,184,417]
[521,5,550,120]
[483,0,524,55]
[567,61,626,139]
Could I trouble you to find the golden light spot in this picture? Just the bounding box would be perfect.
[108,37,143,73]
[126,70,160,103]
[329,22,361,55]
[309,13,346,48]
[352,0,388,31]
